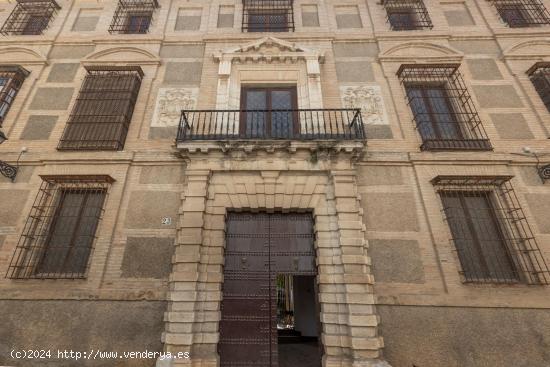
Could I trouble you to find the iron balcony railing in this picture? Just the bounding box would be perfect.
[176,108,365,142]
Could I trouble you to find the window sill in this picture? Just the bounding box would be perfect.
[421,139,492,151]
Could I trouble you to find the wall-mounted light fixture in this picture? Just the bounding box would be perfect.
[0,131,26,182]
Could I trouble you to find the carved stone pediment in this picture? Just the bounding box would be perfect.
[213,36,325,110]
[213,36,324,76]
[224,36,305,54]
[214,36,323,59]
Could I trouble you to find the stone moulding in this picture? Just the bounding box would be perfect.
[81,46,161,66]
[378,41,463,63]
[213,36,325,72]
[213,36,325,110]
[176,140,365,158]
[503,39,550,60]
[0,46,48,65]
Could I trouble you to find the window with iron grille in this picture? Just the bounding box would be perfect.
[0,0,60,36]
[242,0,295,32]
[0,65,29,127]
[6,175,114,279]
[527,62,550,112]
[382,0,433,30]
[488,0,550,27]
[397,64,492,151]
[109,0,159,34]
[433,176,550,285]
[58,66,143,151]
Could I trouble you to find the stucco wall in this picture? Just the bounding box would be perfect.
[0,300,166,367]
[378,305,550,367]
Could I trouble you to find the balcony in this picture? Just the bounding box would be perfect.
[176,109,365,143]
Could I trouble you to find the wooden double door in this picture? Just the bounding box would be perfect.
[240,87,299,139]
[219,212,317,367]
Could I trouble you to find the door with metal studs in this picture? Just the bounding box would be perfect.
[219,212,317,366]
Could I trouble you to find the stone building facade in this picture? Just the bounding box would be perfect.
[0,0,550,366]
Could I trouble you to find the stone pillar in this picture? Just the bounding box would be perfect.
[306,55,323,109]
[315,177,352,365]
[330,170,389,367]
[159,169,212,367]
[215,59,231,110]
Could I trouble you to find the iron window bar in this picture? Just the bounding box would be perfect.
[488,0,550,27]
[0,65,29,127]
[527,62,550,113]
[382,0,433,30]
[6,175,114,279]
[0,0,60,36]
[109,0,159,34]
[432,175,550,285]
[176,108,365,142]
[397,64,492,151]
[242,0,295,32]
[58,66,143,151]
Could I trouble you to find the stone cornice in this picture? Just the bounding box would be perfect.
[177,140,364,155]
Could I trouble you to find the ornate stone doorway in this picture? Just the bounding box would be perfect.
[160,145,390,367]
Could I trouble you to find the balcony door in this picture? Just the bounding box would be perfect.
[241,86,298,139]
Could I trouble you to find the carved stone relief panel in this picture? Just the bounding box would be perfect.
[151,87,199,127]
[339,85,388,125]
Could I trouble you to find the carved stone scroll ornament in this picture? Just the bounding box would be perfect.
[539,164,550,182]
[340,85,388,125]
[0,160,17,182]
[151,88,198,127]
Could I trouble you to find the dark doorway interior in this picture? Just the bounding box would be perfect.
[277,274,322,367]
